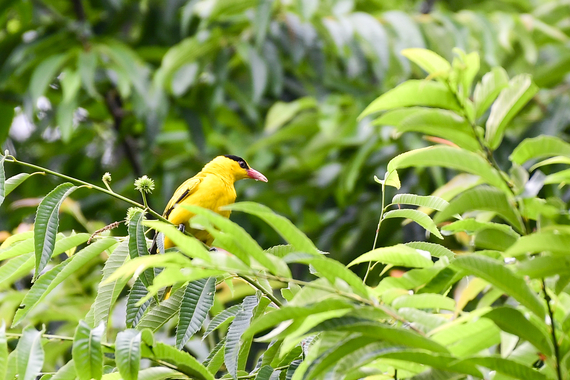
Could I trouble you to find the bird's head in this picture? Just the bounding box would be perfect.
[209,155,268,183]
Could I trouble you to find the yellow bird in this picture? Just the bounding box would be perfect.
[159,155,268,249]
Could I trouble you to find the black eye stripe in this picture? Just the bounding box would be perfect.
[224,155,249,169]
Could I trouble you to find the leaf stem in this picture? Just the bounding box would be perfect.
[542,279,562,380]
[5,332,113,348]
[364,179,386,283]
[239,275,283,308]
[4,155,169,223]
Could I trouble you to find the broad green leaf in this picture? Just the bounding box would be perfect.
[29,54,69,103]
[126,278,151,328]
[73,321,104,380]
[244,299,353,339]
[474,228,518,251]
[374,171,401,190]
[391,194,449,211]
[50,360,76,380]
[224,202,320,255]
[434,186,524,233]
[401,48,451,79]
[264,98,316,132]
[34,182,77,279]
[13,238,116,325]
[376,107,480,151]
[0,232,89,261]
[383,209,443,239]
[115,329,141,380]
[136,285,186,332]
[128,210,153,289]
[182,205,277,273]
[482,307,552,355]
[145,342,214,380]
[359,80,461,119]
[87,240,130,328]
[254,365,273,380]
[176,277,216,349]
[510,135,570,165]
[454,50,480,100]
[104,252,191,284]
[505,231,570,256]
[225,296,258,379]
[349,244,433,268]
[456,357,547,380]
[392,294,455,311]
[0,321,6,380]
[442,219,520,238]
[387,146,509,192]
[473,67,510,118]
[16,325,45,380]
[452,255,545,319]
[516,255,570,278]
[5,173,42,198]
[544,168,570,185]
[204,337,226,375]
[284,254,369,297]
[308,317,448,353]
[0,253,33,290]
[143,221,211,262]
[203,304,241,339]
[404,242,455,260]
[77,50,99,98]
[486,74,538,149]
[530,156,570,171]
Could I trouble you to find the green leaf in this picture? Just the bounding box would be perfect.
[136,285,186,332]
[203,337,226,375]
[442,219,520,238]
[485,74,538,149]
[77,50,100,99]
[392,294,455,311]
[87,240,130,328]
[349,244,433,268]
[383,209,443,239]
[226,296,258,380]
[505,231,570,256]
[29,54,69,103]
[73,321,104,380]
[4,173,39,197]
[143,221,211,262]
[182,205,277,273]
[50,360,76,380]
[456,357,547,380]
[144,341,214,380]
[359,80,461,119]
[516,255,570,278]
[473,67,510,118]
[530,156,570,171]
[387,146,509,192]
[0,321,6,380]
[126,278,151,328]
[452,255,545,319]
[0,253,33,290]
[391,194,449,211]
[401,48,451,79]
[434,186,524,233]
[176,277,216,349]
[309,317,448,353]
[34,182,77,279]
[482,307,552,355]
[224,202,320,255]
[254,365,273,380]
[404,242,455,260]
[0,232,89,261]
[510,135,570,165]
[0,103,14,146]
[13,238,116,326]
[203,304,241,339]
[115,329,141,380]
[128,210,153,288]
[16,325,45,380]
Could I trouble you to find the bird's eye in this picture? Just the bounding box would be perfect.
[239,161,247,169]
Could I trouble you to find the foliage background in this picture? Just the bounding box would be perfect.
[2,0,568,267]
[1,0,570,378]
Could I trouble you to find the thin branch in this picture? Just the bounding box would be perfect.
[239,275,283,308]
[364,179,386,283]
[5,332,113,348]
[3,155,168,223]
[542,279,562,380]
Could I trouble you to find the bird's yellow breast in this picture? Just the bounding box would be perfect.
[165,175,236,246]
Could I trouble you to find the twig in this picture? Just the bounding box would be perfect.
[542,279,562,380]
[2,155,168,223]
[365,178,387,283]
[239,275,283,308]
[5,332,113,348]
[88,221,122,244]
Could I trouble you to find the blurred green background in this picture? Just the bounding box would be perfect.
[1,0,569,269]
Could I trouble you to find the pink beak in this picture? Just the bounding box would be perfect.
[247,168,268,182]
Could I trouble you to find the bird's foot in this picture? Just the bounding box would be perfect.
[177,224,185,233]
